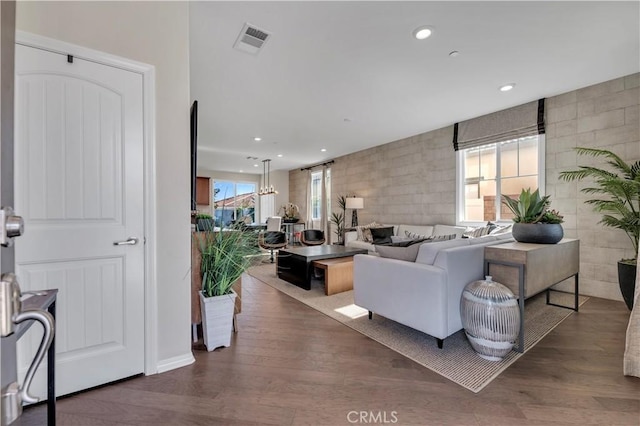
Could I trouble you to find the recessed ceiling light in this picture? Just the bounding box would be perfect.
[277,154,283,158]
[320,148,327,152]
[239,170,243,173]
[499,83,516,92]
[413,26,433,40]
[253,137,262,142]
[253,164,259,167]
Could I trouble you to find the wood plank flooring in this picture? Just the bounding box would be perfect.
[18,274,640,425]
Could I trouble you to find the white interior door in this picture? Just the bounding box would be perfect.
[14,43,145,398]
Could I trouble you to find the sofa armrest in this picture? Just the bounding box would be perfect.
[353,254,449,338]
[432,244,489,333]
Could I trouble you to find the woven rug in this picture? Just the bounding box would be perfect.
[247,263,588,393]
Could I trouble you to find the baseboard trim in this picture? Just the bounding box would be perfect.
[156,352,195,374]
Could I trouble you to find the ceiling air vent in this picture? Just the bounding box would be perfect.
[233,23,271,55]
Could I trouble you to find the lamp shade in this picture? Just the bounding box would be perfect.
[346,197,364,210]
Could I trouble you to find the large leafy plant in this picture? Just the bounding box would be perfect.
[502,188,564,224]
[559,147,639,263]
[197,224,260,298]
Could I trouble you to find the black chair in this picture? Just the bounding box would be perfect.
[300,229,325,246]
[259,231,287,263]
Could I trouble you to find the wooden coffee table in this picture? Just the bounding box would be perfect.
[312,257,356,295]
[277,245,367,290]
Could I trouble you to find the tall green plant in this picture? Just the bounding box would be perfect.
[330,195,347,243]
[559,147,640,263]
[197,224,260,298]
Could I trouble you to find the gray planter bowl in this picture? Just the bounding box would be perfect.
[512,223,563,244]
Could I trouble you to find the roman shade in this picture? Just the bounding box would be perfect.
[453,98,545,151]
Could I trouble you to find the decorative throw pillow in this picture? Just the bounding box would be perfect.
[462,222,496,238]
[356,222,379,242]
[489,223,513,235]
[375,239,427,262]
[405,230,430,240]
[370,226,394,245]
[427,233,457,242]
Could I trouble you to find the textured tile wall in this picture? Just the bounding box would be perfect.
[289,73,639,300]
[546,73,639,300]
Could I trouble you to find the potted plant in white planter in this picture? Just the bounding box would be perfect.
[559,147,639,310]
[197,225,259,350]
[502,188,564,244]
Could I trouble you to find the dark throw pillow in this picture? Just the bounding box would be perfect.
[370,226,394,245]
[375,238,427,262]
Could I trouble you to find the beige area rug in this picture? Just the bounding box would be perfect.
[247,263,588,393]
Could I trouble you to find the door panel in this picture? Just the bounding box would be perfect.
[15,43,144,398]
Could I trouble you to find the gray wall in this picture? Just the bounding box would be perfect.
[290,73,639,301]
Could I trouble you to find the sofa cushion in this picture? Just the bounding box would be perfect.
[467,235,497,245]
[430,234,457,242]
[433,224,467,238]
[370,226,394,244]
[462,222,498,238]
[405,230,430,239]
[375,239,427,262]
[490,223,513,235]
[398,225,434,239]
[415,238,470,265]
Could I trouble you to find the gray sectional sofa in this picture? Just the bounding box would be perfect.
[345,223,467,254]
[353,233,514,348]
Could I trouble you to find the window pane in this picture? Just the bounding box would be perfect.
[311,172,322,220]
[235,183,256,223]
[213,181,233,226]
[214,181,233,202]
[519,136,538,176]
[480,145,496,180]
[464,148,480,180]
[500,140,518,178]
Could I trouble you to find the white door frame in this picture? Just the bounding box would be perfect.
[15,31,158,376]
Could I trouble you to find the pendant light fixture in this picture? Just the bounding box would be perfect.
[259,159,278,195]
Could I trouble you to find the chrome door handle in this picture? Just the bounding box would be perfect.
[113,237,139,246]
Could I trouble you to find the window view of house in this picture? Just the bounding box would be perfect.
[213,180,256,227]
[460,135,541,222]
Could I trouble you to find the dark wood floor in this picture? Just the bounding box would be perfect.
[19,274,640,425]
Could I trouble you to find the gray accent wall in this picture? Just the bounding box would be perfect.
[290,73,639,301]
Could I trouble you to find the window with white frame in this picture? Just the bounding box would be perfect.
[213,180,257,227]
[310,169,331,221]
[457,134,545,224]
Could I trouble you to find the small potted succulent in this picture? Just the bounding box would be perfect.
[502,188,564,244]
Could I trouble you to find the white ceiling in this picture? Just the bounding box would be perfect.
[189,1,640,173]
